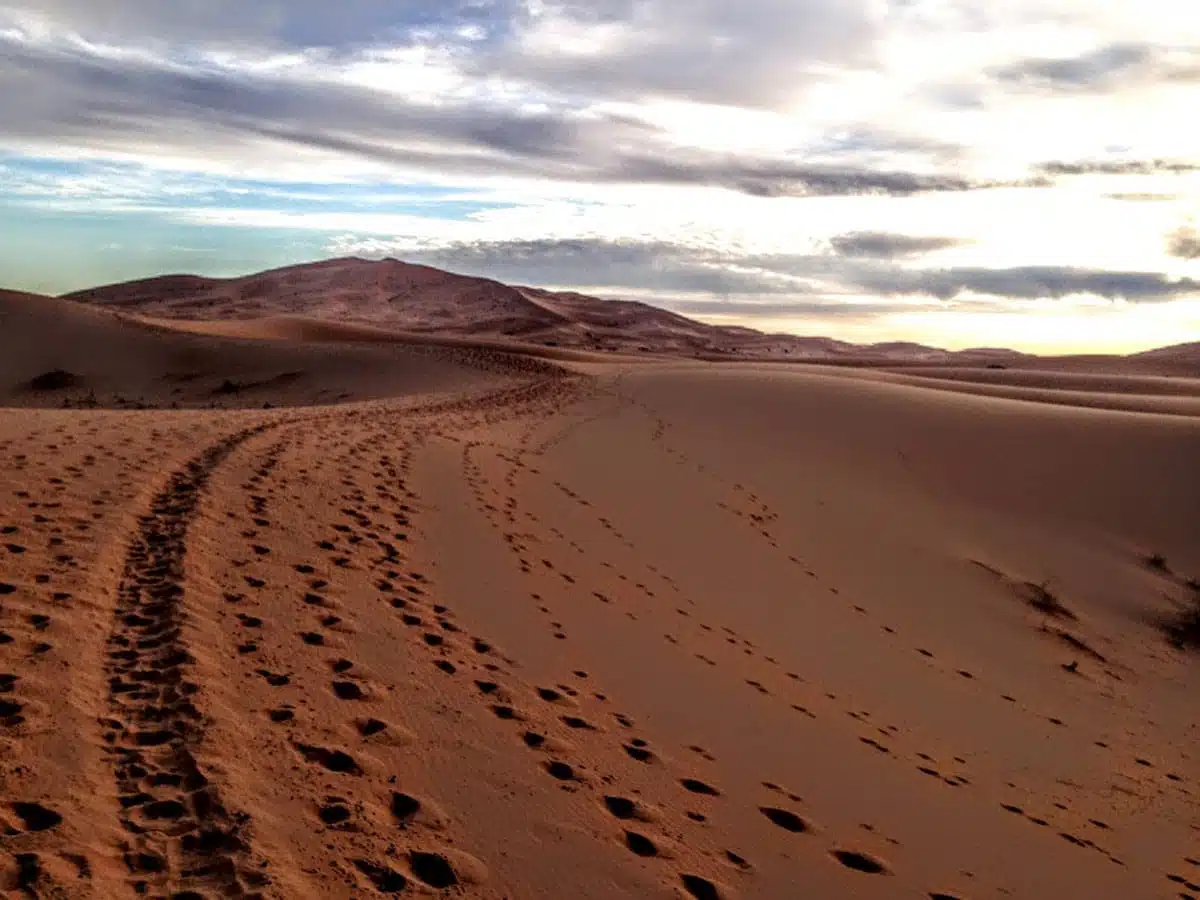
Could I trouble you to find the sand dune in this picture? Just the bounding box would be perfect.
[848,366,1200,417]
[56,257,1200,375]
[12,285,1198,417]
[3,343,1198,898]
[61,257,749,355]
[1134,340,1200,366]
[883,366,1200,396]
[0,290,557,408]
[2,275,1199,898]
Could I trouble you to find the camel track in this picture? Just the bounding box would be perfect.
[95,377,575,897]
[102,424,277,898]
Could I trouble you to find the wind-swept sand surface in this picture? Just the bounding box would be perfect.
[2,308,1198,897]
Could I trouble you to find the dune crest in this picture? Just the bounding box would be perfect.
[57,256,1198,371]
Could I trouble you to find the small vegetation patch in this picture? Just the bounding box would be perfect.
[1145,552,1170,573]
[28,369,79,391]
[1164,583,1200,651]
[1043,626,1107,663]
[1022,580,1076,621]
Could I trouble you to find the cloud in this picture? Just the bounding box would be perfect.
[330,235,1200,305]
[13,3,1199,117]
[0,31,999,198]
[391,237,816,295]
[828,231,965,259]
[1,1,521,52]
[852,266,1200,302]
[989,41,1200,93]
[991,42,1150,91]
[466,0,884,108]
[1034,159,1200,176]
[1105,192,1179,202]
[3,0,884,109]
[658,298,921,320]
[1167,226,1200,260]
[617,157,989,197]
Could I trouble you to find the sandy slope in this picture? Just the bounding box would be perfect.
[0,291,559,408]
[828,365,1200,417]
[2,341,1198,899]
[59,258,761,356]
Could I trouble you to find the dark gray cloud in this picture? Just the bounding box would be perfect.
[828,231,965,259]
[406,239,814,295]
[744,254,1200,302]
[0,34,625,169]
[989,41,1200,93]
[1167,226,1200,260]
[851,266,1200,302]
[370,236,1200,304]
[991,42,1150,90]
[1035,159,1200,176]
[0,32,1000,198]
[658,298,918,319]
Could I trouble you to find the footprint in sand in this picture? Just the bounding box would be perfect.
[294,743,363,775]
[544,760,578,781]
[331,680,367,701]
[760,807,811,833]
[8,802,63,833]
[680,778,720,796]
[680,873,728,899]
[830,849,889,875]
[624,741,657,763]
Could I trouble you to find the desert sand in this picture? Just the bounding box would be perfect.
[2,268,1199,899]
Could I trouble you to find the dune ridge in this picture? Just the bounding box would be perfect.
[59,256,1199,369]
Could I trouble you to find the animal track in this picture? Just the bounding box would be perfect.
[681,778,721,796]
[760,806,811,833]
[101,426,273,896]
[831,849,890,875]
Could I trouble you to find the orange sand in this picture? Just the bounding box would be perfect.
[2,281,1198,898]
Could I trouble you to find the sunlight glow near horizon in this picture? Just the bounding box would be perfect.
[1,1,1198,353]
[713,300,1200,355]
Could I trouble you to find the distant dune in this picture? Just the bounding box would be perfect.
[56,257,1200,373]
[1,259,1195,416]
[61,257,745,355]
[1133,340,1200,363]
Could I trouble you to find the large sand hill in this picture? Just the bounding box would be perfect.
[2,288,1198,899]
[0,290,560,409]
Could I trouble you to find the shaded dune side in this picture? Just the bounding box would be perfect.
[0,292,562,409]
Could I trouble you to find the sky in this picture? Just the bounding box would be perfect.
[1,1,1199,352]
